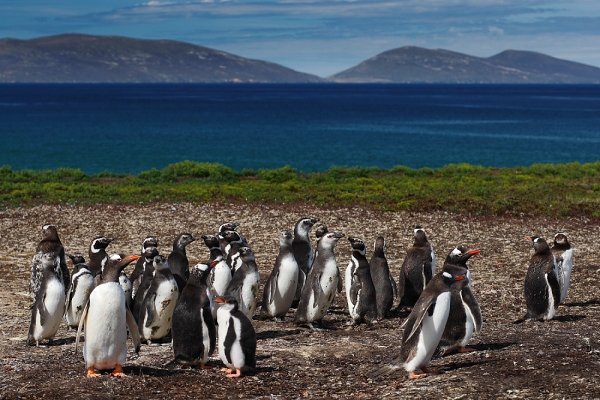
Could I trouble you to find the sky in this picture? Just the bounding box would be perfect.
[1,0,600,77]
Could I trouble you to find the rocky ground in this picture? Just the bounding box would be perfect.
[0,203,599,399]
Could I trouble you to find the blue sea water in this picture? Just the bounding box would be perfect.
[1,84,599,174]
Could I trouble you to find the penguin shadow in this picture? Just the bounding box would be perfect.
[257,329,303,340]
[469,342,516,352]
[563,298,600,307]
[46,336,77,346]
[124,365,182,377]
[552,314,586,323]
[441,359,493,374]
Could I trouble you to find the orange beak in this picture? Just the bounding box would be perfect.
[215,296,226,304]
[454,275,466,281]
[467,249,481,256]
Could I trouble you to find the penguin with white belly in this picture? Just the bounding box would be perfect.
[129,236,159,298]
[87,236,113,276]
[76,254,141,378]
[30,224,69,297]
[65,254,95,329]
[345,237,377,325]
[291,217,319,308]
[524,236,560,321]
[225,247,260,319]
[131,246,160,315]
[202,234,231,297]
[262,231,299,320]
[551,232,574,304]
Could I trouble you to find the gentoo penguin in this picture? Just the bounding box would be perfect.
[439,247,482,354]
[129,236,159,297]
[399,270,468,379]
[225,247,260,319]
[262,231,299,320]
[223,230,245,271]
[119,272,133,310]
[369,236,396,320]
[202,234,231,297]
[130,246,159,303]
[524,236,560,321]
[294,231,344,329]
[138,255,179,344]
[215,296,257,378]
[551,233,574,303]
[291,217,319,307]
[27,253,66,346]
[30,224,69,296]
[172,263,216,368]
[65,254,95,329]
[87,236,113,276]
[345,237,377,325]
[168,233,197,291]
[76,254,141,378]
[398,225,436,309]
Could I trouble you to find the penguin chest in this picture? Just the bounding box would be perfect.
[217,313,245,369]
[544,274,556,320]
[344,261,356,312]
[558,249,574,302]
[199,308,211,362]
[66,274,94,327]
[240,271,260,317]
[212,262,232,297]
[307,260,339,320]
[274,255,299,302]
[143,278,179,339]
[34,277,66,341]
[460,292,475,346]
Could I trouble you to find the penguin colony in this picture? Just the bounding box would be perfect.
[27,221,575,380]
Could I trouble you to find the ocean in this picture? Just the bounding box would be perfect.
[1,84,599,174]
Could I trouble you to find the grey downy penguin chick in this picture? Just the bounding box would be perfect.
[345,237,377,325]
[369,236,396,320]
[31,224,69,297]
[398,225,436,309]
[262,231,299,320]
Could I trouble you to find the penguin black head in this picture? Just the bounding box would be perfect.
[373,236,385,251]
[348,237,366,254]
[41,224,60,241]
[215,295,239,311]
[174,233,197,249]
[202,234,220,249]
[553,233,570,248]
[153,255,169,270]
[90,236,113,252]
[446,246,480,267]
[142,236,159,251]
[223,230,242,243]
[295,217,319,235]
[219,222,239,235]
[528,236,551,254]
[315,225,328,240]
[238,246,256,262]
[143,246,159,261]
[67,253,86,265]
[413,226,429,245]
[189,262,212,284]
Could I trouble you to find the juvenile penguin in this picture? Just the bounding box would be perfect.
[262,231,299,320]
[291,217,319,307]
[551,232,574,303]
[172,263,216,368]
[369,236,396,320]
[30,224,69,296]
[130,246,159,304]
[345,237,377,325]
[439,247,482,355]
[76,254,141,377]
[87,236,113,276]
[524,236,560,321]
[129,236,159,296]
[294,231,344,329]
[215,296,257,378]
[138,255,180,344]
[223,230,245,271]
[168,233,197,291]
[119,272,133,310]
[398,226,436,309]
[27,253,66,346]
[202,234,231,297]
[65,254,95,329]
[217,222,248,256]
[225,247,260,319]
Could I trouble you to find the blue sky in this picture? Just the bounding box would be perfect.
[1,0,600,76]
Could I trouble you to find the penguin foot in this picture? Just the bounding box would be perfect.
[225,368,242,378]
[86,367,101,378]
[111,364,127,378]
[458,346,476,353]
[408,371,427,380]
[421,366,440,375]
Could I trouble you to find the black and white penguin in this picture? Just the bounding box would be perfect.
[129,236,159,297]
[130,245,159,302]
[398,225,436,309]
[202,234,231,297]
[551,232,574,304]
[76,254,141,377]
[439,246,482,355]
[291,217,319,307]
[398,270,468,379]
[345,237,377,325]
[369,236,396,320]
[262,231,299,320]
[172,263,216,368]
[119,272,133,310]
[27,253,66,346]
[30,224,69,296]
[217,222,248,257]
[87,236,113,276]
[223,230,245,271]
[138,255,180,344]
[294,231,344,329]
[524,236,560,321]
[168,233,197,291]
[65,254,95,329]
[225,247,260,319]
[215,295,257,378]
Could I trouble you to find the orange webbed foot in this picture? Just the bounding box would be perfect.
[111,364,127,378]
[225,368,242,378]
[459,346,476,353]
[408,370,427,380]
[86,367,101,378]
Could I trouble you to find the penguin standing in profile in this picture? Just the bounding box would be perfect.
[369,236,396,320]
[138,255,179,344]
[76,254,141,378]
[215,296,256,378]
[168,233,197,291]
[524,236,560,321]
[129,236,159,297]
[30,224,69,296]
[294,231,344,329]
[551,233,574,304]
[345,237,377,325]
[202,234,231,297]
[65,254,95,329]
[262,231,299,320]
[87,236,113,276]
[172,263,216,368]
[27,253,66,346]
[398,226,436,309]
[291,217,319,308]
[226,247,260,319]
[217,222,247,257]
[439,246,482,355]
[223,230,245,271]
[130,246,159,303]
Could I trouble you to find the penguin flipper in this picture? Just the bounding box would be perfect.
[403,296,436,343]
[390,275,398,301]
[349,276,360,307]
[64,275,78,316]
[311,274,323,309]
[37,292,48,326]
[269,270,279,303]
[75,301,89,355]
[461,287,483,333]
[547,270,561,309]
[30,253,43,297]
[126,308,141,353]
[144,293,157,328]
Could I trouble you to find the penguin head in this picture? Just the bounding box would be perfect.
[528,236,551,254]
[446,246,480,266]
[219,221,239,234]
[141,236,159,251]
[413,225,429,245]
[373,236,386,252]
[175,233,197,249]
[41,224,60,241]
[102,254,141,282]
[67,253,86,265]
[143,246,159,261]
[442,270,469,288]
[321,231,344,248]
[348,237,366,254]
[280,231,293,246]
[238,246,256,262]
[202,234,220,249]
[553,232,570,247]
[189,263,212,283]
[296,217,319,236]
[153,255,169,270]
[90,236,113,252]
[315,225,328,241]
[214,295,239,311]
[223,230,242,243]
[40,253,60,271]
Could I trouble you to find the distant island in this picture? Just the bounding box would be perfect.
[1,34,600,83]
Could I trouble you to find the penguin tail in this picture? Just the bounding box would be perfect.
[369,361,403,380]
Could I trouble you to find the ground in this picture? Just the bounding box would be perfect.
[0,203,599,399]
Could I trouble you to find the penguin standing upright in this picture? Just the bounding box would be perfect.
[217,222,247,256]
[138,255,179,344]
[119,272,133,310]
[27,253,66,346]
[551,233,574,304]
[168,233,197,291]
[65,254,95,329]
[215,296,256,378]
[294,231,344,329]
[87,236,113,276]
[202,234,231,297]
[172,263,216,368]
[30,224,69,296]
[76,254,141,378]
[129,236,159,297]
[225,247,260,319]
[398,226,436,309]
[262,231,299,320]
[345,237,377,325]
[130,246,159,303]
[223,230,245,271]
[439,246,482,354]
[291,217,319,308]
[524,236,560,321]
[369,236,396,320]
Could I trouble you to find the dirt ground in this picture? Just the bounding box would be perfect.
[0,203,599,399]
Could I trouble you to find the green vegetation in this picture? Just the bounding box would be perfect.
[1,161,599,217]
